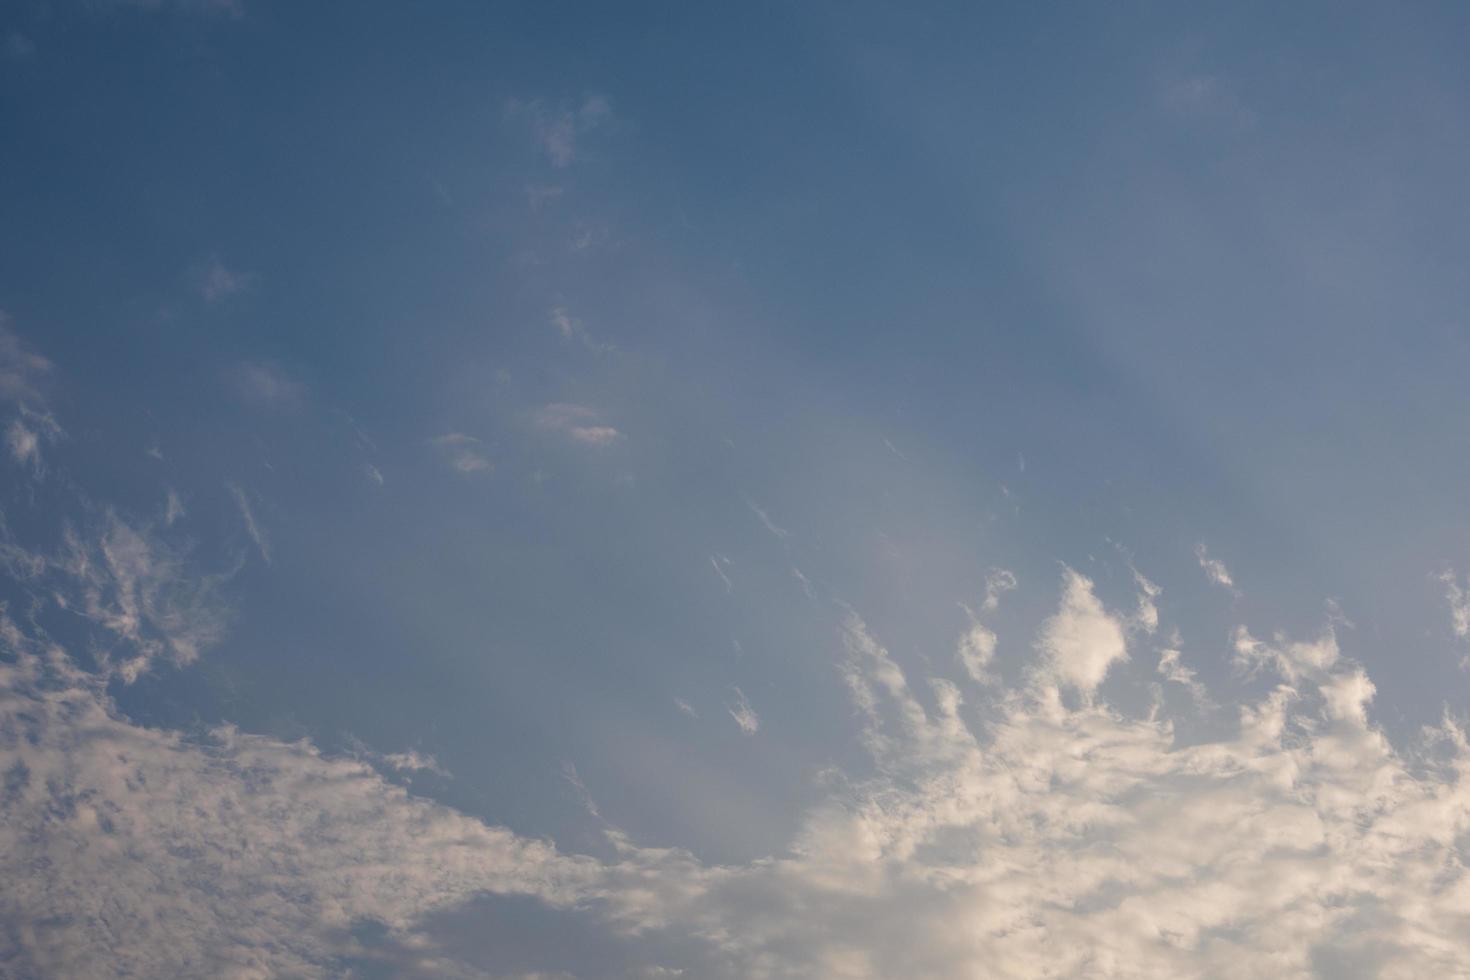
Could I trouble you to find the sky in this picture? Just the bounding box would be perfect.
[4,2,1470,977]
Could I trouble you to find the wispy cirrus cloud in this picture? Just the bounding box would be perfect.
[231,360,306,412]
[1441,568,1470,641]
[0,315,51,405]
[1195,542,1238,594]
[508,94,612,168]
[430,432,492,474]
[726,686,760,735]
[199,256,253,302]
[535,402,623,447]
[228,483,271,564]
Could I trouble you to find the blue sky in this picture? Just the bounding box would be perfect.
[5,2,1470,977]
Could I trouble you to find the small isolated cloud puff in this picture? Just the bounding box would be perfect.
[535,402,623,447]
[430,433,492,474]
[200,257,252,302]
[726,686,760,735]
[547,305,612,352]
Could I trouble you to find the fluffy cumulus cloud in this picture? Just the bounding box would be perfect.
[7,529,1470,975]
[6,439,1470,975]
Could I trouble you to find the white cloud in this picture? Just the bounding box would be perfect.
[1195,542,1238,593]
[1035,567,1129,694]
[232,360,305,411]
[164,488,186,526]
[0,650,602,979]
[1441,568,1469,640]
[5,406,62,477]
[791,565,814,599]
[1131,567,1162,634]
[10,530,1470,975]
[200,257,252,301]
[364,462,385,486]
[547,305,611,352]
[709,553,733,593]
[380,749,450,779]
[955,611,999,685]
[229,483,272,564]
[956,570,1014,685]
[981,567,1017,612]
[1158,72,1257,129]
[745,496,790,540]
[508,94,613,168]
[431,433,492,474]
[535,402,623,447]
[6,511,230,684]
[726,686,760,735]
[0,316,51,404]
[1156,641,1210,707]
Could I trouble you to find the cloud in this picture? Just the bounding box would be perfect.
[1,512,230,685]
[1195,542,1238,593]
[956,570,1014,685]
[1131,567,1162,634]
[431,433,492,474]
[1035,567,1129,694]
[200,257,252,302]
[1158,73,1257,128]
[164,488,186,526]
[981,567,1017,612]
[791,565,814,599]
[0,651,603,979]
[547,306,610,352]
[726,687,760,735]
[229,483,272,564]
[535,403,623,447]
[6,408,62,476]
[364,462,385,486]
[1441,568,1469,640]
[509,95,612,168]
[10,525,1470,974]
[1156,639,1211,707]
[745,497,789,540]
[380,750,451,779]
[0,316,52,406]
[709,554,732,593]
[232,360,306,412]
